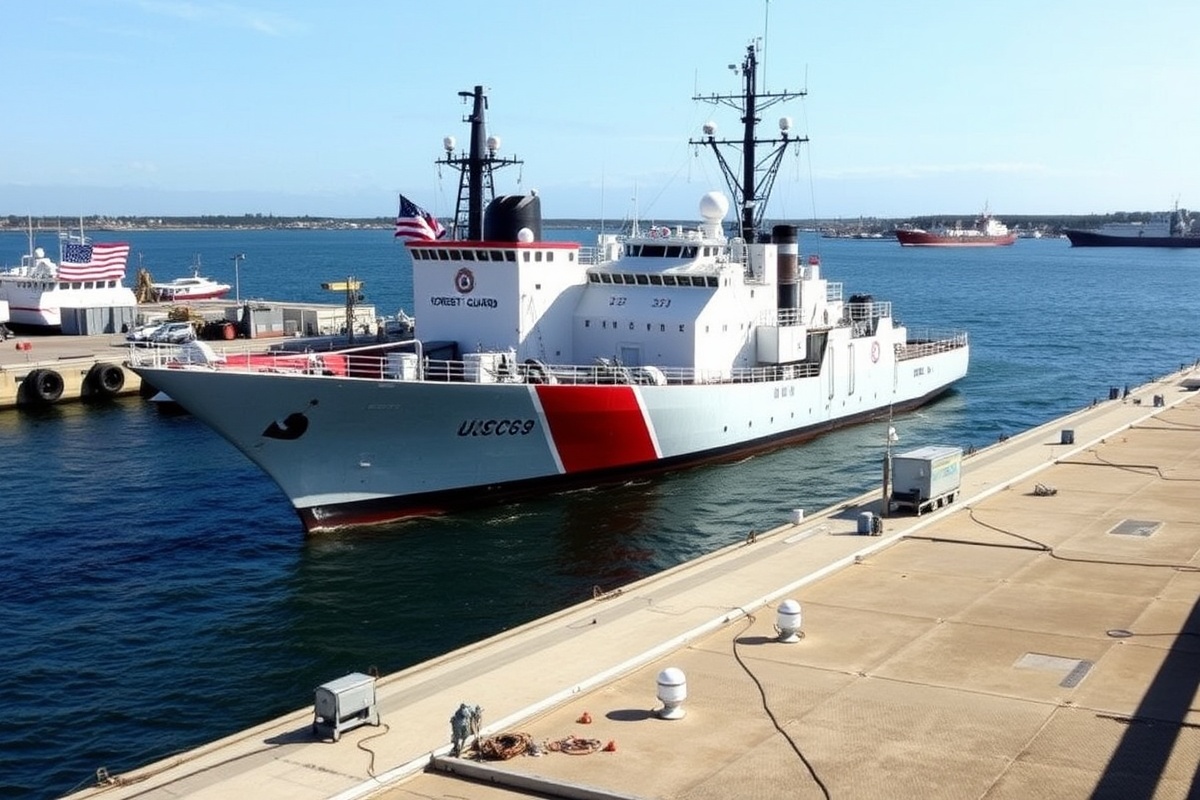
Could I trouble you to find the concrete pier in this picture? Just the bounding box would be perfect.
[0,333,140,409]
[0,296,384,409]
[60,363,1200,800]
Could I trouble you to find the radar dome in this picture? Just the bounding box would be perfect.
[517,227,534,243]
[443,136,456,152]
[699,192,729,222]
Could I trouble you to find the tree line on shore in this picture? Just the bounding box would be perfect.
[0,210,1178,234]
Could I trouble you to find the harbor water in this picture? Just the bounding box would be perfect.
[2,228,1198,799]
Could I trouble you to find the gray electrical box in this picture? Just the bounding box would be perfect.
[313,672,380,742]
[889,445,963,516]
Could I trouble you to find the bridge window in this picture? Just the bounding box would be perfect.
[649,275,663,285]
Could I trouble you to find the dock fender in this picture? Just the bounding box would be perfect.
[88,362,126,396]
[24,368,65,404]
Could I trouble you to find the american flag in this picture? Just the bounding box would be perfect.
[58,242,131,281]
[394,194,446,243]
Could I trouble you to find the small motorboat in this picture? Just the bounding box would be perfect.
[151,257,232,302]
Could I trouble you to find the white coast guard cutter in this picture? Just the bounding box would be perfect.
[131,44,969,532]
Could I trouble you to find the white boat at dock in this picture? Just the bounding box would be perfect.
[148,257,233,302]
[0,221,137,332]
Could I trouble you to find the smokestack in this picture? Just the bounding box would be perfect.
[773,224,798,320]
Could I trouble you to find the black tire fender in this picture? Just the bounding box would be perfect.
[88,362,126,396]
[24,368,65,404]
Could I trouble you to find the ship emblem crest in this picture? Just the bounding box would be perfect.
[454,267,475,294]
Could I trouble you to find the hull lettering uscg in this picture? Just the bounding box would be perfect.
[457,419,537,436]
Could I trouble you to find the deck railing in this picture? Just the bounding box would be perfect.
[129,330,968,386]
[896,331,969,361]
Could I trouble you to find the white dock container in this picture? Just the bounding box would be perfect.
[889,445,963,516]
[312,672,380,742]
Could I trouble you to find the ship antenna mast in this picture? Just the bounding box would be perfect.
[691,41,807,241]
[436,86,522,241]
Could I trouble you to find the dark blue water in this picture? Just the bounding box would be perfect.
[2,229,1198,799]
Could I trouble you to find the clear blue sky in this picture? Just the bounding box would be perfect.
[4,0,1198,221]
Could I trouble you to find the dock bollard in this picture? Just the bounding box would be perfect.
[776,599,803,643]
[656,668,687,720]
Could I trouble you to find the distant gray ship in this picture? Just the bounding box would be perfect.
[1064,205,1200,248]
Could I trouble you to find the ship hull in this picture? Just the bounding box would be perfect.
[894,230,1016,247]
[156,289,231,301]
[134,342,968,532]
[1063,230,1200,248]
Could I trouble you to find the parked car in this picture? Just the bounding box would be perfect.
[125,322,167,344]
[148,322,198,344]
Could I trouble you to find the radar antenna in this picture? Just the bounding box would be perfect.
[436,86,522,240]
[691,41,807,241]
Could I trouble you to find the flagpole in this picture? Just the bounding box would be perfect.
[232,253,246,305]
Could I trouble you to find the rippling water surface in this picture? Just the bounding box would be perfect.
[2,229,1198,798]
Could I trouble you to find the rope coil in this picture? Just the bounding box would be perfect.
[546,735,602,755]
[475,732,532,760]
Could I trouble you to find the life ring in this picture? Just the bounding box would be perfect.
[88,362,126,396]
[870,341,881,363]
[24,368,65,404]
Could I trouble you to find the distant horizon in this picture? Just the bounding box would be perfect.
[0,208,1182,227]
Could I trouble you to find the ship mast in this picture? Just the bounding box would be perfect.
[691,42,807,241]
[436,86,521,241]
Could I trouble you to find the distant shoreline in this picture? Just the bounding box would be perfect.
[1,211,1188,238]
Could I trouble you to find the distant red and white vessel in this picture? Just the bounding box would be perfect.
[894,209,1016,247]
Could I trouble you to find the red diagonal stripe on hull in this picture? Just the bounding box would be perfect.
[535,385,657,473]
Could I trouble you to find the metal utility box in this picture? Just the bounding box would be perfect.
[889,445,963,516]
[312,672,380,742]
